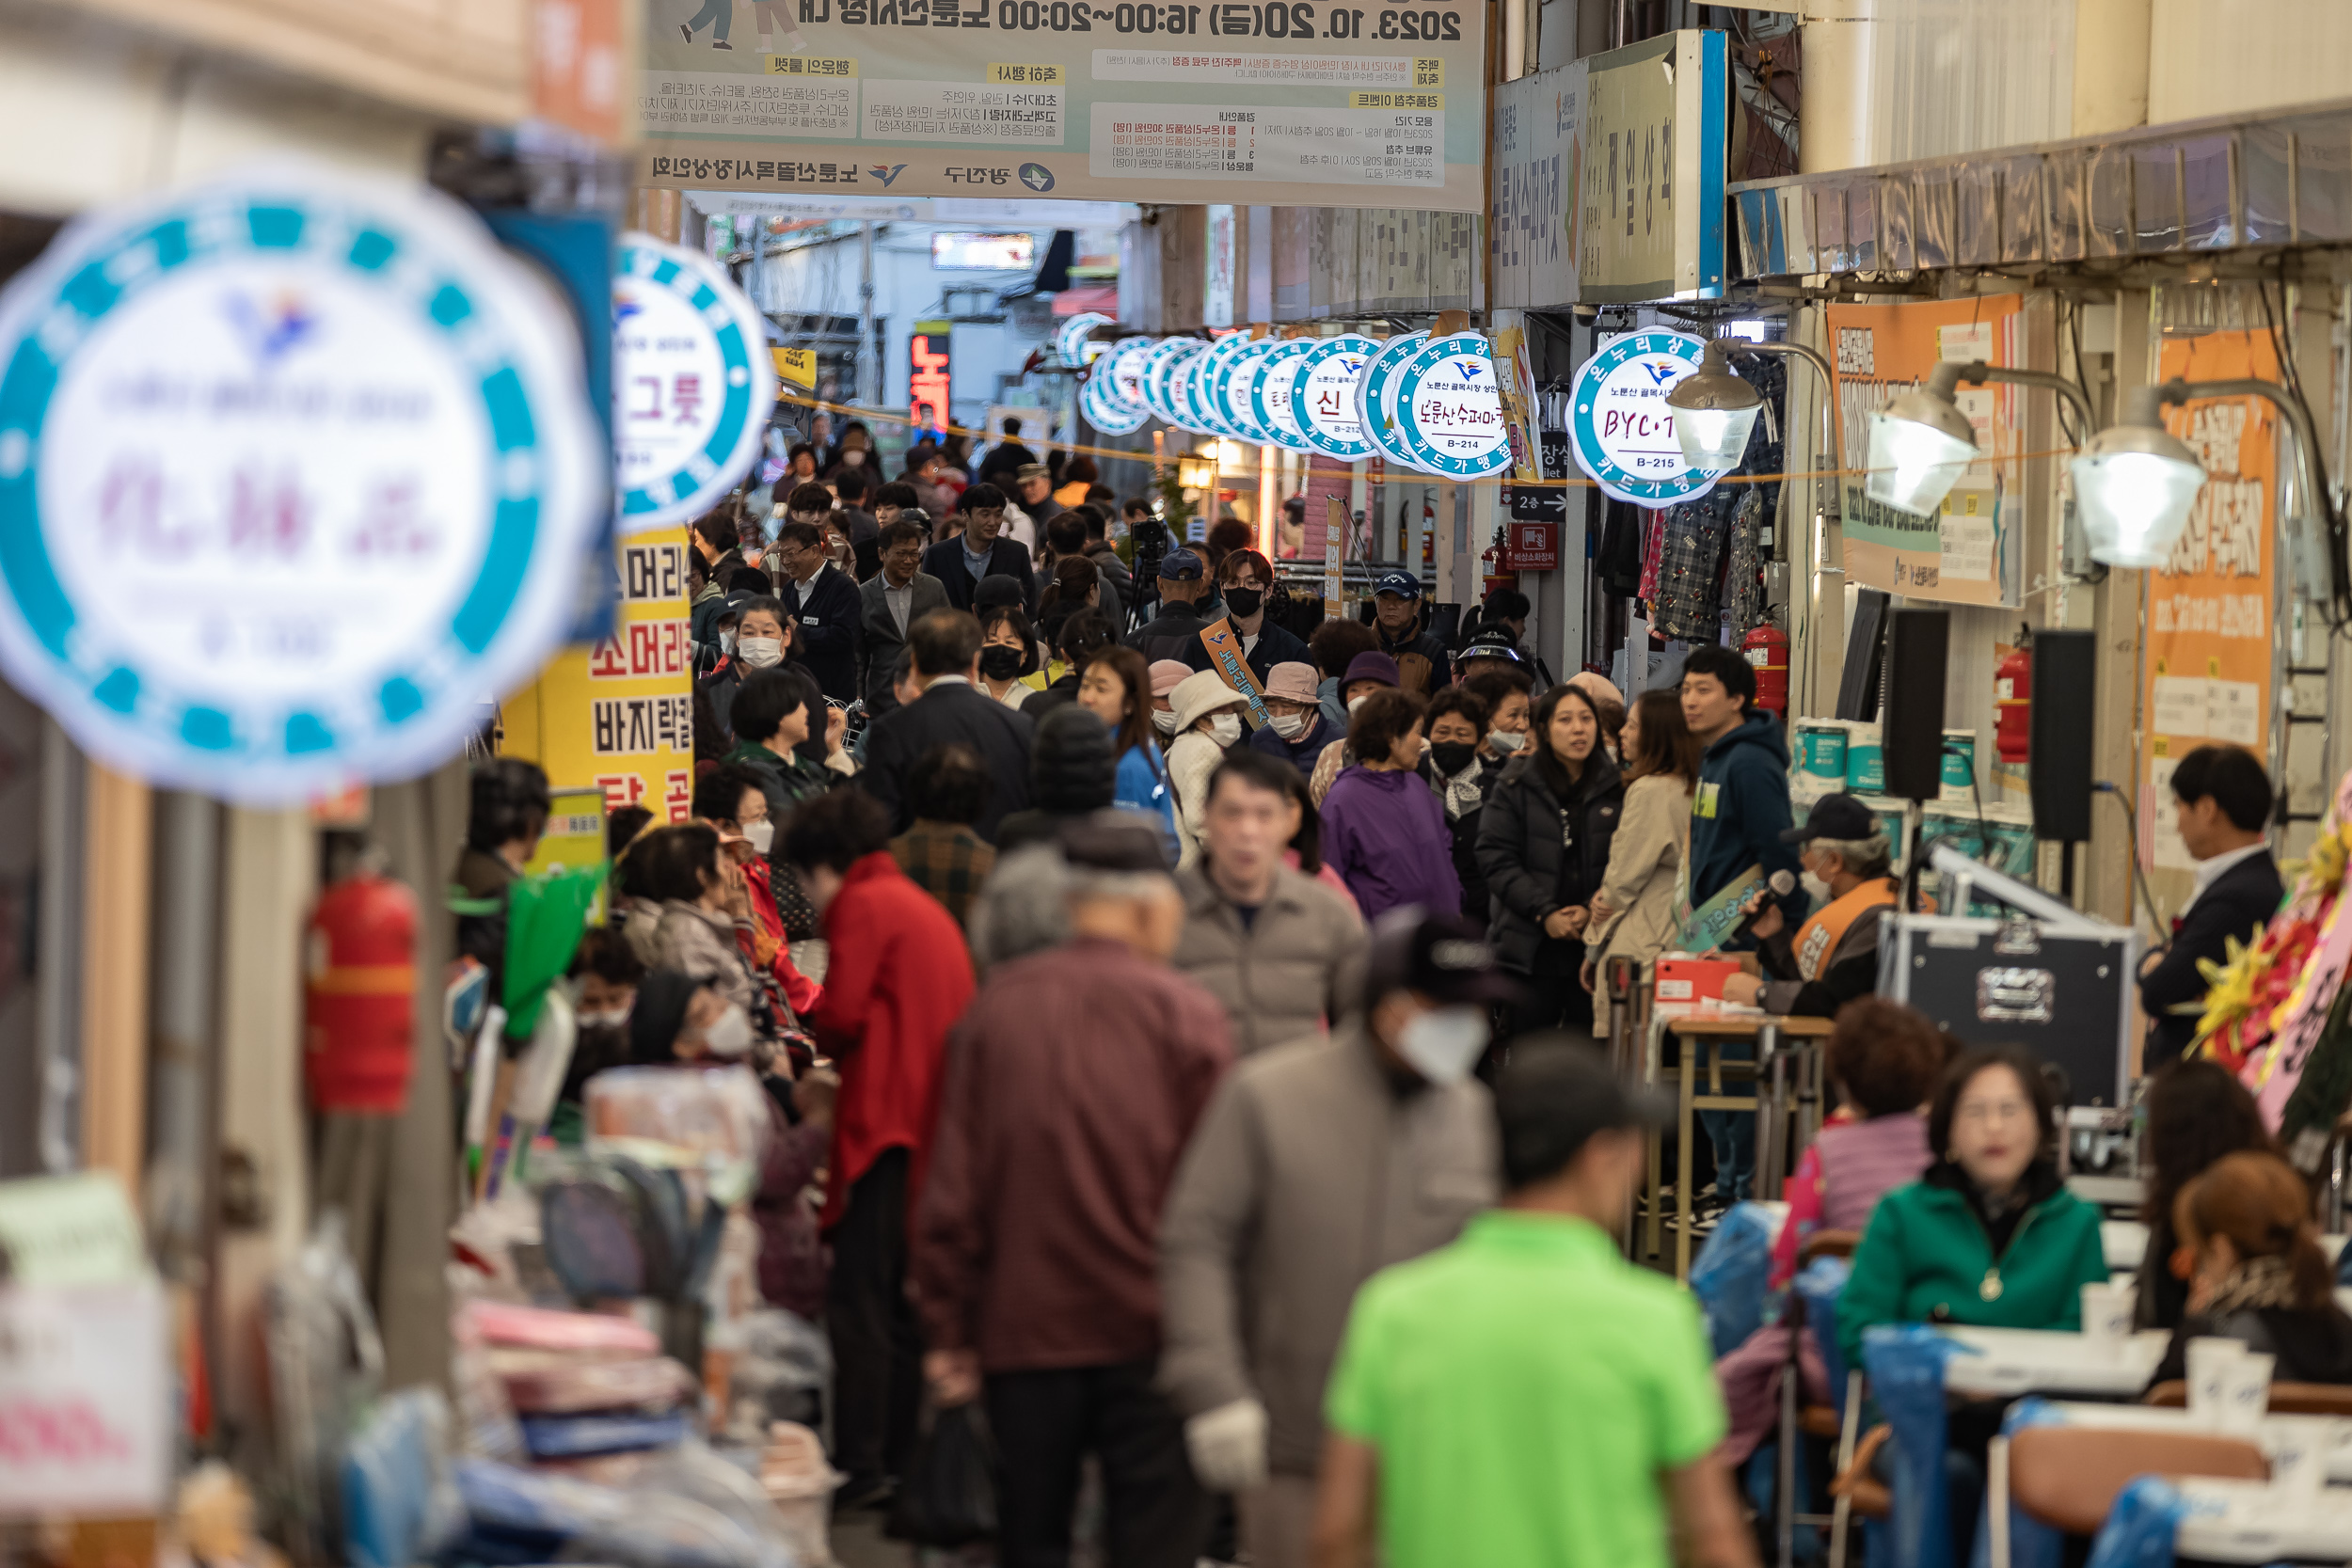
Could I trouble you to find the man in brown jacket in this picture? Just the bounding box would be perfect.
[1171,750,1367,1056]
[914,816,1233,1568]
[1157,909,1510,1568]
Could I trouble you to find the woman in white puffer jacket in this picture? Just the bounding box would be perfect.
[1165,669,1249,870]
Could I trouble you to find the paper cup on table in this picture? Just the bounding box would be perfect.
[2267,1424,2328,1496]
[2080,1281,2135,1346]
[2187,1337,2246,1428]
[2217,1350,2276,1437]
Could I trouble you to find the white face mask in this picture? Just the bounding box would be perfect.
[1487,727,1526,753]
[1207,712,1243,745]
[1347,692,1373,713]
[1270,713,1309,740]
[578,1007,630,1029]
[1152,708,1180,736]
[842,450,866,467]
[1395,1005,1489,1085]
[720,630,738,655]
[1801,869,1835,905]
[739,636,783,668]
[700,1004,755,1059]
[745,818,775,855]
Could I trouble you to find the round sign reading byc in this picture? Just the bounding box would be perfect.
[614,233,774,532]
[0,162,604,802]
[1290,334,1380,459]
[1391,332,1514,479]
[1569,329,1725,507]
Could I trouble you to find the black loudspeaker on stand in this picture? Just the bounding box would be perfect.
[1881,609,1950,802]
[2027,629,2098,900]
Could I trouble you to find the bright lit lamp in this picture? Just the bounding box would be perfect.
[1865,362,1979,516]
[1665,339,1763,468]
[1177,451,1216,489]
[2068,385,2206,567]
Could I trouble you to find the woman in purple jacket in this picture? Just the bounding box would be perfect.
[1318,688,1461,922]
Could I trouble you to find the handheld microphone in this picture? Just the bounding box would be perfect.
[1732,869,1798,943]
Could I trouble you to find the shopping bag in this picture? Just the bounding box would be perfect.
[1691,1201,1777,1357]
[883,1402,1000,1546]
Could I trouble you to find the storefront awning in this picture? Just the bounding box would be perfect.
[1051,282,1120,316]
[1729,94,2352,284]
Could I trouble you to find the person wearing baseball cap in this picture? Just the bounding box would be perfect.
[1718,791,1899,1019]
[1368,569,1451,693]
[1126,546,1218,664]
[1012,460,1066,535]
[1248,660,1342,771]
[1159,908,1513,1567]
[1315,1039,1740,1568]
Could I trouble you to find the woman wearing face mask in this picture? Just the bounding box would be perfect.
[1320,688,1460,923]
[636,823,768,1032]
[700,596,796,743]
[1166,669,1251,871]
[1147,658,1192,744]
[693,763,824,1029]
[1415,688,1502,921]
[1717,791,1899,1018]
[1077,646,1179,861]
[1248,660,1342,772]
[976,605,1040,708]
[551,928,644,1141]
[1475,682,1623,1037]
[1838,1047,2107,1563]
[1581,689,1699,1038]
[1461,670,1533,762]
[1308,651,1405,805]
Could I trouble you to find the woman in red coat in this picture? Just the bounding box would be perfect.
[781,787,977,1507]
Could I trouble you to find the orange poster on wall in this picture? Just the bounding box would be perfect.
[2140,329,2279,872]
[1825,295,2026,609]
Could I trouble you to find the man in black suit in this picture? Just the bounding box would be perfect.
[922,483,1037,614]
[860,608,1035,842]
[2139,744,2285,1064]
[858,518,948,717]
[771,521,864,702]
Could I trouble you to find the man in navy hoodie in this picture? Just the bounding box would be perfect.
[1678,642,1806,1209]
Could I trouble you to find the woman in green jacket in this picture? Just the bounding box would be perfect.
[1836,1043,2110,1371]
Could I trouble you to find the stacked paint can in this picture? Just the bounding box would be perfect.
[1792,719,1849,808]
[1845,722,1884,794]
[1940,729,1979,804]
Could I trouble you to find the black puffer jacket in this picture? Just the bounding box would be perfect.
[1419,752,1505,922]
[1473,748,1625,973]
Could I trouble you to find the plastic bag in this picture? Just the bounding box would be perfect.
[342,1387,466,1568]
[1690,1201,1777,1357]
[2082,1476,2185,1568]
[1862,1324,1965,1568]
[1794,1255,1852,1415]
[1968,1399,2065,1568]
[712,1311,832,1442]
[884,1403,1001,1547]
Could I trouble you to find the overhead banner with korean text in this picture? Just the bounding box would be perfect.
[2141,328,2280,874]
[638,0,1486,208]
[1825,295,2026,609]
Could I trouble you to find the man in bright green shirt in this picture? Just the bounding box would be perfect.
[1313,1041,1756,1568]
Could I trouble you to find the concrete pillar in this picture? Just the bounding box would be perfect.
[2072,0,2153,135]
[1799,0,1872,173]
[2083,289,2153,927]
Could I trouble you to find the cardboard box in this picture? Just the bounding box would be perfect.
[1651,955,1746,1014]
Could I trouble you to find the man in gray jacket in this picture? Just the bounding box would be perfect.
[1157,908,1512,1568]
[1171,750,1367,1056]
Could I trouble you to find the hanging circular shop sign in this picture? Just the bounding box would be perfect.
[1189,331,1257,440]
[1082,371,1150,436]
[1355,331,1438,474]
[1057,311,1115,369]
[1290,334,1380,459]
[1105,335,1154,407]
[0,161,603,803]
[1180,343,1240,437]
[1138,337,1206,427]
[1391,332,1514,479]
[1249,338,1320,454]
[1569,328,1725,507]
[1215,338,1283,444]
[614,233,773,533]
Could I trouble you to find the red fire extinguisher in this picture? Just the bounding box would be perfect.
[1996,625,2033,765]
[304,871,420,1114]
[1743,618,1790,717]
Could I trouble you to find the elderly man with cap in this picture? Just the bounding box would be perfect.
[1718,792,1899,1019]
[1368,569,1450,692]
[1313,1040,1747,1568]
[914,816,1233,1568]
[1248,661,1342,771]
[1159,907,1508,1568]
[1126,546,1218,664]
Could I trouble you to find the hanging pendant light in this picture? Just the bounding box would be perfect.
[1865,362,1980,517]
[1666,338,1764,468]
[2069,386,2206,568]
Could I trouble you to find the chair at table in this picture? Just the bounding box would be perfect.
[1983,1426,2268,1568]
[1770,1229,1868,1568]
[2145,1378,2352,1416]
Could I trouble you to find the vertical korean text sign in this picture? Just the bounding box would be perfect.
[503,531,698,825]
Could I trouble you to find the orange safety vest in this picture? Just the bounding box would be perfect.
[1790,879,1899,981]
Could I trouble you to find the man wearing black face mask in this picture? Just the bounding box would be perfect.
[1184,547,1309,684]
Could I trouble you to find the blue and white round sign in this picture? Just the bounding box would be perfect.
[615,233,773,533]
[1138,337,1206,428]
[1355,332,1437,474]
[1057,311,1115,369]
[1290,335,1380,459]
[0,161,603,802]
[1569,329,1725,506]
[1082,369,1150,436]
[1391,332,1513,479]
[1190,331,1258,440]
[1249,339,1318,453]
[1215,338,1283,445]
[1180,343,1238,437]
[1104,336,1154,408]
